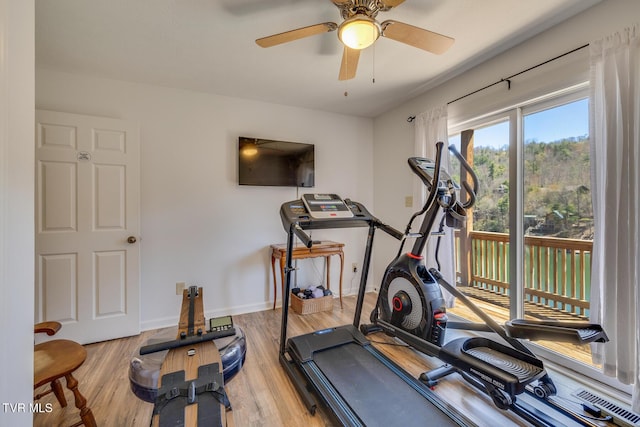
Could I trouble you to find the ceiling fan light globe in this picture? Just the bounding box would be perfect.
[338,15,380,50]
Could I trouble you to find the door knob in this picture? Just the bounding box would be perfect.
[127,236,137,244]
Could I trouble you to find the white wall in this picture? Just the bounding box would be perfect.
[36,69,374,330]
[0,0,35,425]
[371,0,640,286]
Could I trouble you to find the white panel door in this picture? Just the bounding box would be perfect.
[35,110,140,344]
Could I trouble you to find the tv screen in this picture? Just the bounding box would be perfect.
[238,137,315,187]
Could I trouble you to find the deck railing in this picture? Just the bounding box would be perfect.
[455,231,592,318]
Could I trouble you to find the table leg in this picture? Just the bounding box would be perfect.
[271,254,277,310]
[326,255,331,292]
[279,256,286,309]
[338,252,344,309]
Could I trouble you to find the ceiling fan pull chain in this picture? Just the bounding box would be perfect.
[372,43,376,84]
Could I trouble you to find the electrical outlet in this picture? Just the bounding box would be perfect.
[176,282,186,295]
[352,263,358,273]
[405,196,413,207]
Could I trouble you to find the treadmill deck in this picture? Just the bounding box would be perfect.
[287,325,475,427]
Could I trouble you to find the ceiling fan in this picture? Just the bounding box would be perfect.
[255,0,454,81]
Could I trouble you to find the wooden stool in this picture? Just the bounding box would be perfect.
[34,322,97,427]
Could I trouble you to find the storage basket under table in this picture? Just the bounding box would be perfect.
[291,294,334,315]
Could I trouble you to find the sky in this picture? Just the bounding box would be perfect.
[449,97,589,149]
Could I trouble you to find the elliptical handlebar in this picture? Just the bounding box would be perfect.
[404,142,446,233]
[406,142,446,256]
[419,141,445,213]
[448,144,478,209]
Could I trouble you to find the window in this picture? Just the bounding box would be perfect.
[448,86,599,371]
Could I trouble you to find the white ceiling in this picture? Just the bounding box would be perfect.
[35,0,600,118]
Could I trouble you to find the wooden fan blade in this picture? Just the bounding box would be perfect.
[338,46,360,81]
[256,22,337,48]
[381,20,454,54]
[380,0,406,9]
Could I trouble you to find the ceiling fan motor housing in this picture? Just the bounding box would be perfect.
[337,0,383,20]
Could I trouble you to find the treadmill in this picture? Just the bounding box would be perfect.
[278,195,476,427]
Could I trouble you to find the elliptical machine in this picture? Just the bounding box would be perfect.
[361,142,609,427]
[365,142,473,350]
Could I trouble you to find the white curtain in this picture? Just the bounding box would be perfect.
[414,105,456,306]
[589,23,640,412]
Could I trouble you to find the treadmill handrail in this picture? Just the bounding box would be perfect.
[373,218,404,241]
[292,224,313,248]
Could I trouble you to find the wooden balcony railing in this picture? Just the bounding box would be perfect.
[455,231,592,319]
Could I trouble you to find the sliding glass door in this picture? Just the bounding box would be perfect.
[449,119,513,320]
[521,96,594,365]
[448,87,598,368]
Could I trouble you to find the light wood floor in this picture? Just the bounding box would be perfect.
[447,298,595,367]
[34,293,616,427]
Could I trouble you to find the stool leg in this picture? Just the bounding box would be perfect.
[51,378,68,407]
[65,373,97,427]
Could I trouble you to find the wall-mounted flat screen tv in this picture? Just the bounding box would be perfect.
[238,137,315,187]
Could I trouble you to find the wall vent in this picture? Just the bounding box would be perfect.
[573,389,640,427]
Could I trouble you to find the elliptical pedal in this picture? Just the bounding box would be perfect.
[438,337,546,398]
[504,319,609,344]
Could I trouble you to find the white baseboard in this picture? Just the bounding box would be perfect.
[140,289,369,332]
[140,300,273,332]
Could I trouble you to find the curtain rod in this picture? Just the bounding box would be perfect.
[407,43,589,123]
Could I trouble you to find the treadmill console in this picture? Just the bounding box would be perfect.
[280,195,374,234]
[302,194,354,219]
[280,195,403,247]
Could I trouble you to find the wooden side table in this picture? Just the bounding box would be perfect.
[270,241,345,310]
